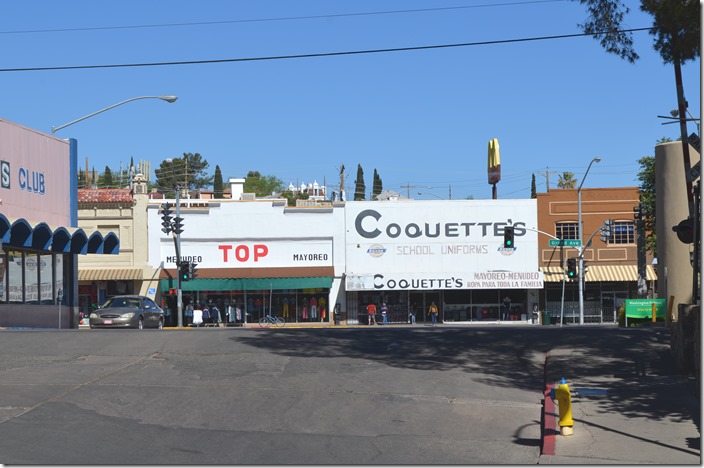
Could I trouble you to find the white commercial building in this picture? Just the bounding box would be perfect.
[147,195,542,325]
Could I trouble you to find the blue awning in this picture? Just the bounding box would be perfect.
[0,213,119,255]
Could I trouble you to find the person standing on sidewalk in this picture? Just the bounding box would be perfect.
[428,302,438,326]
[381,302,388,325]
[366,302,377,325]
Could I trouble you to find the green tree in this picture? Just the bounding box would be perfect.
[213,165,224,199]
[354,164,366,201]
[243,171,285,197]
[557,172,577,189]
[531,173,537,198]
[155,153,213,197]
[576,0,699,64]
[282,189,309,207]
[637,137,672,257]
[103,166,113,187]
[372,169,383,200]
[637,155,656,256]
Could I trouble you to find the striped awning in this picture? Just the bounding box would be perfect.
[540,265,657,283]
[78,268,145,281]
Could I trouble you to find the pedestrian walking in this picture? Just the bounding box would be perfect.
[409,304,416,324]
[381,303,388,325]
[366,302,377,325]
[428,302,438,326]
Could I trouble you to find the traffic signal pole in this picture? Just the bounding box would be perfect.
[175,187,183,328]
[524,227,580,326]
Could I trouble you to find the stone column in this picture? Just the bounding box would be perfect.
[654,141,700,317]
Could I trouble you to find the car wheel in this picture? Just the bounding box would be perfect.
[138,317,144,330]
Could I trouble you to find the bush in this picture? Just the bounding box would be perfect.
[617,305,626,327]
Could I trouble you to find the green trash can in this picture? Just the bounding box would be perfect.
[541,311,550,326]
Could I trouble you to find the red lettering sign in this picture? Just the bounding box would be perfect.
[219,244,269,263]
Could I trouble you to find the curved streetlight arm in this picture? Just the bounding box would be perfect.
[51,95,178,134]
[578,157,601,192]
[577,156,601,326]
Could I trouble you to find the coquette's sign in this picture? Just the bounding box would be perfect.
[346,271,544,291]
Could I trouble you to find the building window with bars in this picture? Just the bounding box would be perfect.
[556,222,579,240]
[610,221,635,244]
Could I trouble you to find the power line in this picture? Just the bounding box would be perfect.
[0,27,652,73]
[1,1,566,35]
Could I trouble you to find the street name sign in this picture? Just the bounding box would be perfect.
[549,239,582,247]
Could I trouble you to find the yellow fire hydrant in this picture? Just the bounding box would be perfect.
[551,377,574,436]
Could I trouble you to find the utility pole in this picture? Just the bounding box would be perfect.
[541,167,557,191]
[339,164,345,201]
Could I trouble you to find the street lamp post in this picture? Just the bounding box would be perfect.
[52,95,178,134]
[401,184,432,199]
[417,191,443,200]
[578,157,601,325]
[52,94,178,327]
[669,108,700,137]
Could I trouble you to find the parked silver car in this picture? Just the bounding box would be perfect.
[89,295,164,329]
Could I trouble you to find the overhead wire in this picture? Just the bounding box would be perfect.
[0,27,652,73]
[0,1,567,35]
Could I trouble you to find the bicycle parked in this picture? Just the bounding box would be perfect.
[259,314,285,328]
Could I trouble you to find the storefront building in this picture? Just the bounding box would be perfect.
[0,118,119,328]
[148,196,346,325]
[536,186,657,323]
[77,174,161,319]
[343,199,543,324]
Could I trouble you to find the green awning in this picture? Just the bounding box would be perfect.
[160,277,333,292]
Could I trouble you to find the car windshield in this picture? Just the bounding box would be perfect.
[102,298,141,309]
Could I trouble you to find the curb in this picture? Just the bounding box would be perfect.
[542,383,556,456]
[541,351,556,456]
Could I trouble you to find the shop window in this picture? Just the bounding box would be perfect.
[38,254,54,304]
[107,280,133,297]
[0,250,6,303]
[55,255,65,305]
[24,252,40,304]
[7,250,23,303]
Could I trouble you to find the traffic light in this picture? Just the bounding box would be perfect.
[179,262,190,282]
[168,288,177,295]
[672,218,694,244]
[633,205,642,220]
[566,258,577,279]
[600,219,614,243]
[172,216,184,235]
[503,226,515,248]
[161,203,173,234]
[582,260,589,276]
[189,262,198,280]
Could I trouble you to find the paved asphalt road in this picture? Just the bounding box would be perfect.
[0,325,689,464]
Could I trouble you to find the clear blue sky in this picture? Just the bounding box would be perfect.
[1,1,700,200]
